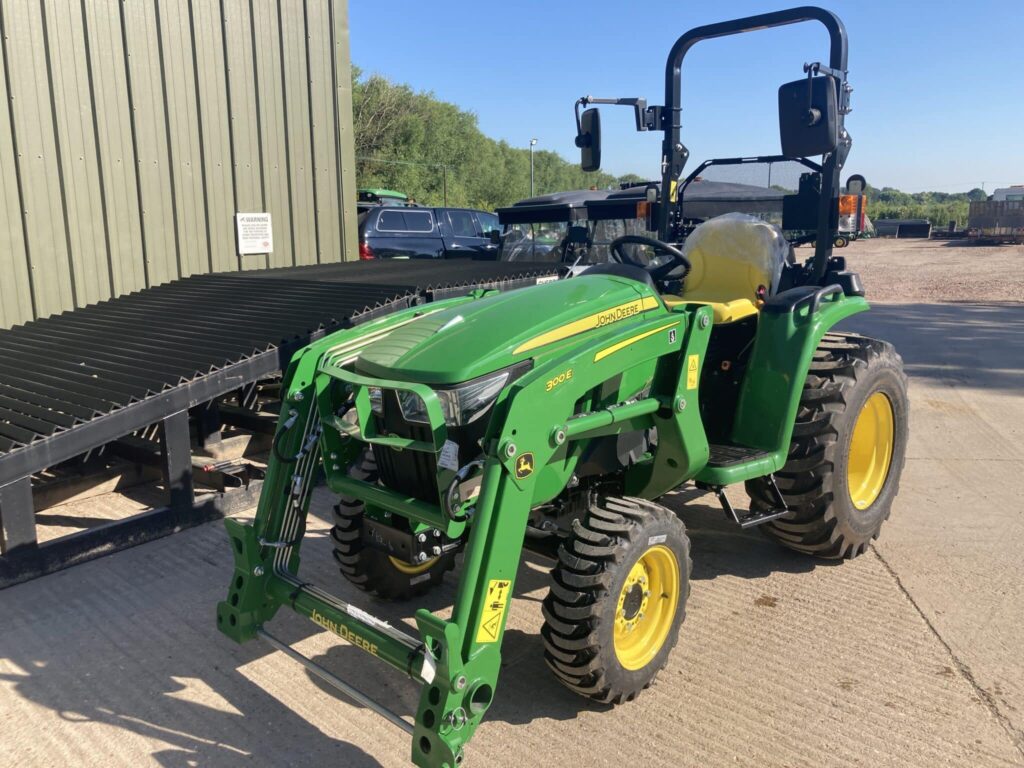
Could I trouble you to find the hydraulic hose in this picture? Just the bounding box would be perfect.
[272,410,301,464]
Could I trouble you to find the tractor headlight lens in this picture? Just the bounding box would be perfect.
[440,371,510,426]
[368,386,384,415]
[396,371,510,427]
[396,389,428,423]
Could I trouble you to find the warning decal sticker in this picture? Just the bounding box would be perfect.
[475,579,512,643]
[686,354,700,390]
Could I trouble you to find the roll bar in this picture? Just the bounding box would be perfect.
[657,6,849,285]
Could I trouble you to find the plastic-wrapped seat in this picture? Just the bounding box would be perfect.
[664,213,788,323]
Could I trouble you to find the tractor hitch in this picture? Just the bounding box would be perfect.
[362,516,461,563]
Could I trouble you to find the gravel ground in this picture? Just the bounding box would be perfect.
[822,237,1024,303]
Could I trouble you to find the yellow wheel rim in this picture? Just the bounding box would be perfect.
[388,555,437,575]
[613,545,680,671]
[847,391,895,510]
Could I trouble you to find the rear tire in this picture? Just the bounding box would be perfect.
[331,450,455,600]
[541,496,691,704]
[746,333,909,558]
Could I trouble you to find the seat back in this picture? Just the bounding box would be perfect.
[679,214,787,305]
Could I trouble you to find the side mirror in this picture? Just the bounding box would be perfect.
[576,108,602,172]
[778,76,838,157]
[488,229,501,245]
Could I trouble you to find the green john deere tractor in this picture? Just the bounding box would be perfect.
[217,8,908,767]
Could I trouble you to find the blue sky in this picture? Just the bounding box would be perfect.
[350,1,1023,193]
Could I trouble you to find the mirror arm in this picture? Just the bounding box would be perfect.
[575,95,660,132]
[573,97,587,137]
[803,62,853,114]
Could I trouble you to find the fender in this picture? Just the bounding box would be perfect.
[695,286,868,485]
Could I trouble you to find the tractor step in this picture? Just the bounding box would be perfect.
[696,476,791,529]
[706,443,770,467]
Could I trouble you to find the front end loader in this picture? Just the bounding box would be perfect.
[217,8,909,767]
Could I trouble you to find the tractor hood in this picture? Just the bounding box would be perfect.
[356,275,665,385]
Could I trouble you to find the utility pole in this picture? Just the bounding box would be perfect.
[530,138,538,197]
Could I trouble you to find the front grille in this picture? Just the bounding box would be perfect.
[375,419,438,502]
[372,390,488,503]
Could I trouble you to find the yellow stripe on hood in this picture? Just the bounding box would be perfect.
[513,296,660,355]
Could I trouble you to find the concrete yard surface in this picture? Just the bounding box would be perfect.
[1,488,1020,768]
[843,301,1024,755]
[2,240,1023,767]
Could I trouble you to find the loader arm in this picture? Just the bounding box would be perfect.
[218,292,717,767]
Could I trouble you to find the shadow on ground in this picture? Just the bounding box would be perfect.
[1,442,857,762]
[0,527,383,767]
[840,301,1024,391]
[299,487,828,729]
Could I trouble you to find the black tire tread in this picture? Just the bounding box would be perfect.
[541,496,691,704]
[331,451,454,600]
[747,332,908,558]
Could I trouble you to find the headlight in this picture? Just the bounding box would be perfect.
[368,386,384,415]
[396,370,510,426]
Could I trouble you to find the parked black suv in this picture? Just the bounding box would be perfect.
[358,206,501,260]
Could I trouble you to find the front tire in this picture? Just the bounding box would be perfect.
[541,496,691,704]
[747,333,909,558]
[331,450,455,600]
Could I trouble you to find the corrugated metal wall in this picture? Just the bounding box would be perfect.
[0,0,358,329]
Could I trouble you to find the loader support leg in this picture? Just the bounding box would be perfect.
[0,477,36,553]
[411,458,533,767]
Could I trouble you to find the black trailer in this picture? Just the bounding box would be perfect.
[875,218,932,238]
[0,260,557,587]
[496,180,784,262]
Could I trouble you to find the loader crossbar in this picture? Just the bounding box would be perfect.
[217,294,719,767]
[216,275,872,766]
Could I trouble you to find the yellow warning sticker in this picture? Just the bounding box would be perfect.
[686,354,700,389]
[475,579,512,643]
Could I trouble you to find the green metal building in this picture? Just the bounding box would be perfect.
[0,0,358,330]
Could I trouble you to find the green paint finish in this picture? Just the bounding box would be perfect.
[220,280,718,765]
[357,275,660,384]
[219,271,876,767]
[695,293,869,485]
[626,303,713,499]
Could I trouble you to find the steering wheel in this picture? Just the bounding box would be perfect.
[609,235,691,282]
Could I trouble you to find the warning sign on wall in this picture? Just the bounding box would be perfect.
[235,212,273,255]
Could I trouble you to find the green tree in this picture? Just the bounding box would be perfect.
[617,173,648,187]
[862,184,974,227]
[352,69,621,209]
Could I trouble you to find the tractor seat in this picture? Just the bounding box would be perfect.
[663,295,759,324]
[666,214,788,323]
